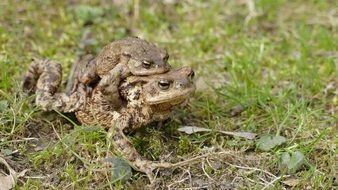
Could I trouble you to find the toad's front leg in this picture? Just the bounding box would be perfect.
[65,54,96,95]
[108,110,172,182]
[97,63,130,105]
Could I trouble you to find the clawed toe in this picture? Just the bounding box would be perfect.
[145,170,155,183]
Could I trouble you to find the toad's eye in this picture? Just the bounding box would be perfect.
[142,60,152,69]
[158,80,170,90]
[122,52,131,57]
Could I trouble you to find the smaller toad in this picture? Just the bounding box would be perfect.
[66,37,171,105]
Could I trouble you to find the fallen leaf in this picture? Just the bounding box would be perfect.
[0,100,8,112]
[218,131,256,140]
[230,104,245,116]
[103,157,132,183]
[1,149,13,157]
[178,126,256,140]
[33,145,45,152]
[256,134,286,151]
[178,126,210,134]
[280,151,305,173]
[0,175,14,190]
[0,157,17,190]
[283,176,299,187]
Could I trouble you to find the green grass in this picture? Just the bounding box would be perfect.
[0,0,337,189]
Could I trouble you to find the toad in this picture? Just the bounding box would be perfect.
[66,36,171,105]
[77,66,195,180]
[23,59,195,181]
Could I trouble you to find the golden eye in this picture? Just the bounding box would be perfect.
[122,52,131,57]
[142,60,152,69]
[158,80,170,90]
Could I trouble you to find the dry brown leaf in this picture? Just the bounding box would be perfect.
[0,157,26,190]
[0,175,15,190]
[230,104,245,116]
[283,176,299,187]
[219,130,256,140]
[0,157,17,190]
[178,126,256,140]
[178,126,210,134]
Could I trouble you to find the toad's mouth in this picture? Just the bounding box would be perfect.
[146,87,195,106]
[148,93,191,112]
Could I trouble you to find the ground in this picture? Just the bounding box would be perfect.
[0,0,337,189]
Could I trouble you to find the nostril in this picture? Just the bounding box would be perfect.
[166,64,171,69]
[188,70,195,80]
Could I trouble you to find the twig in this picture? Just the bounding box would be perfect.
[181,186,209,190]
[63,177,87,189]
[201,159,214,181]
[244,176,267,187]
[261,175,285,190]
[167,177,190,190]
[167,167,193,189]
[171,151,235,167]
[223,161,277,179]
[257,175,269,184]
[0,138,38,146]
[23,176,46,179]
[244,0,258,25]
[10,107,16,134]
[205,157,215,170]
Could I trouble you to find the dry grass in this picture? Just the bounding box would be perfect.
[0,0,337,189]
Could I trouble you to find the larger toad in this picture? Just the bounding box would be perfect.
[77,66,195,180]
[23,59,195,181]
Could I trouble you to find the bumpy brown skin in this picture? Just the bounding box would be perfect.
[23,58,195,182]
[76,67,195,181]
[66,37,171,105]
[23,58,87,112]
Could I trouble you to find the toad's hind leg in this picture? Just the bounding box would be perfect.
[35,59,63,94]
[108,114,172,183]
[24,59,86,112]
[23,58,48,93]
[23,58,62,94]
